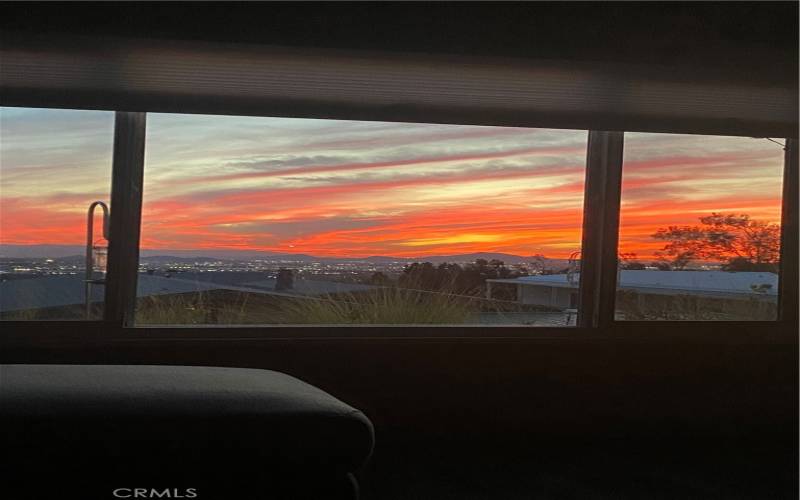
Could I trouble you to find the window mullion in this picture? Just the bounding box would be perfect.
[577,131,624,328]
[104,112,147,327]
[778,138,798,327]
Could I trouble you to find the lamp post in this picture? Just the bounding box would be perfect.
[85,201,109,319]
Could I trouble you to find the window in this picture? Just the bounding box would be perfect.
[0,107,115,320]
[0,108,792,330]
[135,114,588,325]
[615,133,785,321]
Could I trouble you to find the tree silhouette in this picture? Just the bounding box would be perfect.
[399,259,527,296]
[619,252,646,270]
[275,268,294,291]
[368,271,392,286]
[528,254,548,274]
[652,213,780,271]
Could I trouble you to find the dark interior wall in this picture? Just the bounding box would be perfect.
[4,336,796,448]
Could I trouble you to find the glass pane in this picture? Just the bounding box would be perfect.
[0,107,115,320]
[135,114,588,326]
[616,133,784,321]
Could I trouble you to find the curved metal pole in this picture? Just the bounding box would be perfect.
[85,201,109,319]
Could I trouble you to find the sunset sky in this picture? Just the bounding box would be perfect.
[0,107,785,260]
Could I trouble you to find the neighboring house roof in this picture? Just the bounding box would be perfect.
[0,273,376,312]
[1,275,104,313]
[487,270,779,298]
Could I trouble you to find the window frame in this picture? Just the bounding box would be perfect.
[1,119,796,344]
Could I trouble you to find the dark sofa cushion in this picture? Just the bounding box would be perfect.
[0,364,374,474]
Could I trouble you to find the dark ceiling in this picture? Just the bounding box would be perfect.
[2,2,797,72]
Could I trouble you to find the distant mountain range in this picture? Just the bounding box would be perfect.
[360,252,568,266]
[1,244,569,267]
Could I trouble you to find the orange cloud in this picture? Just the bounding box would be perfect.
[2,113,785,263]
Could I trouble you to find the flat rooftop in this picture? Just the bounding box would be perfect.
[487,270,778,298]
